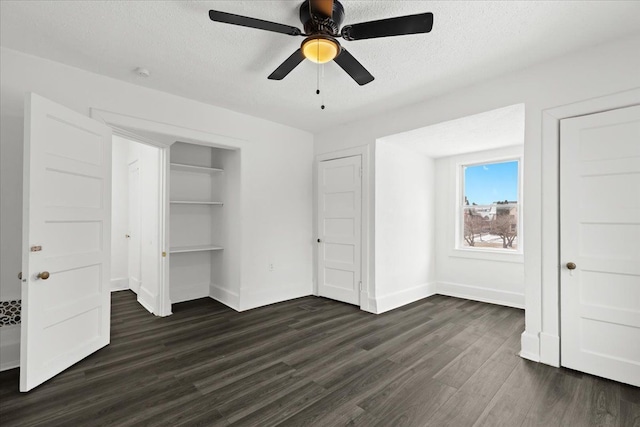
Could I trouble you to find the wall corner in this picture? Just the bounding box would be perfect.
[520,330,540,362]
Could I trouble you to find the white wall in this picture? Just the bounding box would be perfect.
[435,145,525,308]
[218,148,242,308]
[0,101,22,371]
[0,117,22,302]
[314,35,640,363]
[0,47,314,369]
[374,141,436,313]
[110,136,129,291]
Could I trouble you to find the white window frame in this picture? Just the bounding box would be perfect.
[454,156,524,263]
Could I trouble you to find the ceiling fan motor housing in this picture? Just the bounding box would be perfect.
[299,0,345,36]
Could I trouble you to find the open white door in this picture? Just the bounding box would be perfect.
[128,160,142,294]
[20,93,112,391]
[560,105,640,387]
[317,155,362,306]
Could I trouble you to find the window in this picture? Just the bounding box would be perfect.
[460,159,520,251]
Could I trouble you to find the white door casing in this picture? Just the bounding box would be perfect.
[20,93,112,391]
[560,105,640,387]
[318,156,362,306]
[128,160,142,294]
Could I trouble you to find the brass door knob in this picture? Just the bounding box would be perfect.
[37,271,50,280]
[566,262,577,270]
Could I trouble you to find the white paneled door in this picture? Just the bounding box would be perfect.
[560,105,640,387]
[318,156,362,306]
[20,94,112,391]
[128,160,141,294]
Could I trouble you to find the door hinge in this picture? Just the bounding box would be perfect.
[359,167,362,178]
[359,281,363,291]
[162,251,166,257]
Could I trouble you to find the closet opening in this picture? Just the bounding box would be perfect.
[168,142,240,309]
[110,133,241,316]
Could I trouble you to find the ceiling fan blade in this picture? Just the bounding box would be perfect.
[341,12,433,41]
[309,0,334,19]
[209,10,302,36]
[333,49,374,86]
[268,49,306,80]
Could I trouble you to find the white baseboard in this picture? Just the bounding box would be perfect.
[540,332,560,367]
[110,278,129,292]
[129,277,141,295]
[436,281,525,309]
[374,282,437,314]
[0,325,20,371]
[210,284,240,311]
[137,285,156,314]
[239,283,312,312]
[171,282,210,304]
[520,330,540,362]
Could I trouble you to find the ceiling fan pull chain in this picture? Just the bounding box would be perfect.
[321,63,326,110]
[316,41,321,96]
[315,41,325,109]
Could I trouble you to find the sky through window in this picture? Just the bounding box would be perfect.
[464,160,518,205]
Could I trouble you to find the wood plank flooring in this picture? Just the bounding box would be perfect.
[0,291,638,426]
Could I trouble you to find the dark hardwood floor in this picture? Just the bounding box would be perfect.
[0,291,638,426]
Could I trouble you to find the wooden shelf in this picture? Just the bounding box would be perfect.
[170,163,223,174]
[170,244,223,254]
[170,201,223,206]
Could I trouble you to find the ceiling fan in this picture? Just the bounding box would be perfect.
[209,0,434,86]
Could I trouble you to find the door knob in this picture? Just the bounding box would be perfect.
[37,271,50,280]
[317,238,322,243]
[566,262,577,270]
[18,272,22,280]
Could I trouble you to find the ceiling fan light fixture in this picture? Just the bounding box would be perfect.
[301,36,340,64]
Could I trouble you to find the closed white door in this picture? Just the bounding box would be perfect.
[20,93,112,391]
[560,105,640,387]
[128,161,142,294]
[317,156,362,306]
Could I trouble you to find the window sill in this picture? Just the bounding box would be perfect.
[449,248,524,264]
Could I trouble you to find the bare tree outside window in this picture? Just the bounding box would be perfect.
[463,211,485,247]
[491,202,518,248]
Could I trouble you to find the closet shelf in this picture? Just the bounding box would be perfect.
[170,201,223,205]
[170,244,223,254]
[170,163,224,174]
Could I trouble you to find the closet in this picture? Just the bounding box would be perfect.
[168,142,239,305]
[111,138,239,312]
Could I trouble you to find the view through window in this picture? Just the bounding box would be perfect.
[461,160,519,251]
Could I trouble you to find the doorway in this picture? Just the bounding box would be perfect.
[110,135,162,314]
[535,88,640,368]
[559,105,640,387]
[317,155,362,306]
[19,95,244,391]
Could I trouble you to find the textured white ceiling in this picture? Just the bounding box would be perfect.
[1,1,639,132]
[381,103,524,158]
